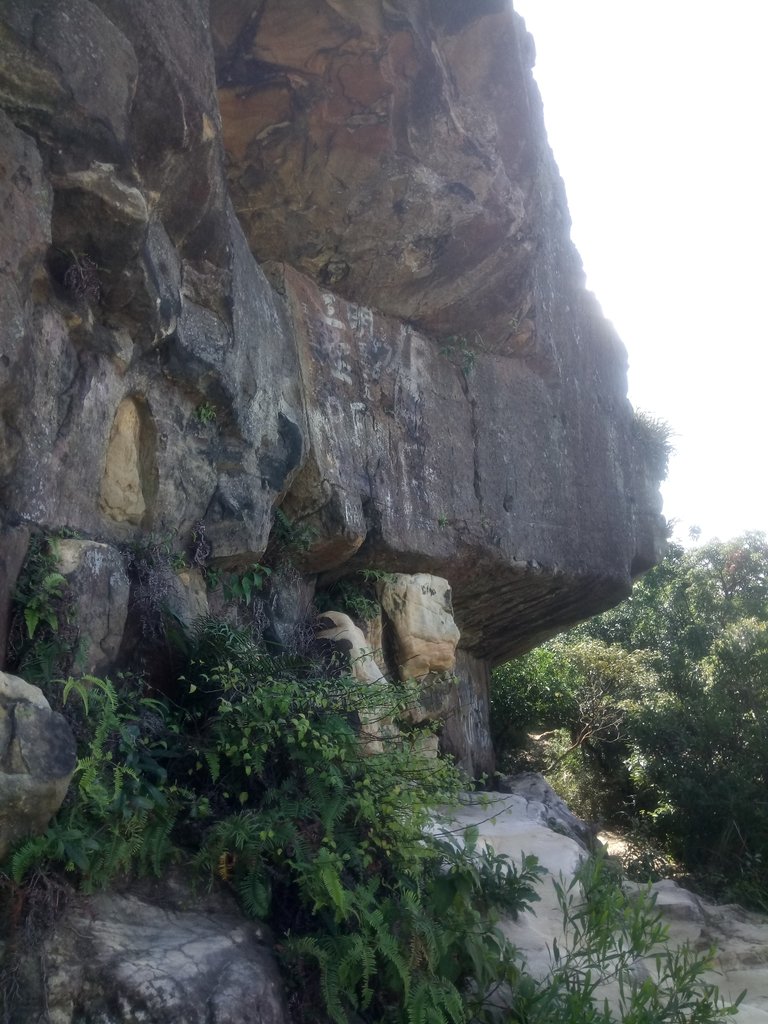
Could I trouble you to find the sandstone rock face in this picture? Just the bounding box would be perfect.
[0,0,307,562]
[165,568,210,632]
[12,883,289,1024]
[316,609,396,755]
[379,573,460,679]
[439,650,496,778]
[213,0,551,351]
[316,609,385,686]
[0,671,76,860]
[282,263,661,662]
[0,1,665,771]
[56,539,130,674]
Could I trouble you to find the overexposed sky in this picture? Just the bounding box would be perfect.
[512,1,768,544]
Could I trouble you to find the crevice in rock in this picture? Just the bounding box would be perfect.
[458,369,482,507]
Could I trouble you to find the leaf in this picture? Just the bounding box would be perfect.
[24,607,40,639]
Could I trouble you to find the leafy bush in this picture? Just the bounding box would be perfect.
[9,675,183,888]
[4,638,543,1023]
[7,523,759,1020]
[511,855,741,1024]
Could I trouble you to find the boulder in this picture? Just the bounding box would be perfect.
[456,795,768,1022]
[316,609,385,686]
[56,539,130,674]
[164,567,210,632]
[316,609,396,755]
[496,771,596,850]
[378,573,460,679]
[12,882,289,1024]
[0,671,76,860]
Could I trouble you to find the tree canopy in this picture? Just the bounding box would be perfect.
[491,532,768,909]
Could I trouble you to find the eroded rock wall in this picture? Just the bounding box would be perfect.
[0,1,665,766]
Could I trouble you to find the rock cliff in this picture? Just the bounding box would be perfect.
[0,0,665,770]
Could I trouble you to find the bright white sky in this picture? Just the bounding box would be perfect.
[512,1,768,545]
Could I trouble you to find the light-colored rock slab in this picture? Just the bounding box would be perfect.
[378,573,460,679]
[28,885,289,1024]
[453,793,768,1021]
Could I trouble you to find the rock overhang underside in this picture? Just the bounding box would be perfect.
[0,0,666,669]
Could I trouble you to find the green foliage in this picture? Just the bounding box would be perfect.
[633,410,674,481]
[273,508,317,553]
[317,570,394,624]
[10,675,182,889]
[195,401,217,425]
[6,537,752,1024]
[222,562,272,605]
[173,643,547,1023]
[439,332,485,376]
[491,533,768,908]
[7,534,80,682]
[509,855,741,1024]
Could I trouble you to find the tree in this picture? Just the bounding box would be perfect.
[490,533,768,907]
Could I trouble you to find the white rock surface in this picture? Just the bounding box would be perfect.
[453,793,768,1022]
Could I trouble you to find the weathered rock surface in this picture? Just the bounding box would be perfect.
[440,650,496,778]
[0,0,306,565]
[0,524,29,670]
[497,771,596,850]
[316,609,386,686]
[379,573,460,679]
[213,0,561,351]
[457,796,768,1023]
[9,881,289,1024]
[0,671,76,859]
[56,539,130,673]
[0,2,666,780]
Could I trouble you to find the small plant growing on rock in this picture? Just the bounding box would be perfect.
[633,409,674,481]
[222,563,272,606]
[62,250,101,303]
[194,401,217,425]
[439,330,487,376]
[316,569,393,624]
[273,508,316,554]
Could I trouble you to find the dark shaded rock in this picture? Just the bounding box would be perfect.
[263,563,316,653]
[55,539,130,674]
[440,650,495,779]
[0,671,76,859]
[0,525,30,670]
[0,1,307,562]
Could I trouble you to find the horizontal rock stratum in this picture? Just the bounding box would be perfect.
[0,0,665,761]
